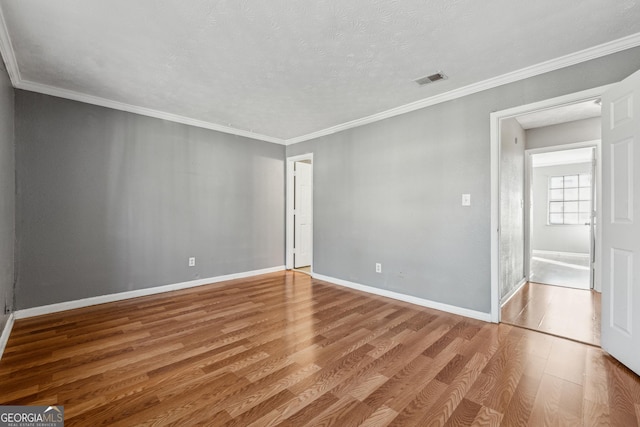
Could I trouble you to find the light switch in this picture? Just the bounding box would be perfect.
[462,194,471,206]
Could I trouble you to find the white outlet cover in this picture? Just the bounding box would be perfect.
[462,194,471,206]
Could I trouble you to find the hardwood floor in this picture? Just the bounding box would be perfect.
[501,282,601,346]
[1,271,638,426]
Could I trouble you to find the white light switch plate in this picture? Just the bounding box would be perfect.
[462,194,471,206]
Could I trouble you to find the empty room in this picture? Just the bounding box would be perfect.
[1,1,640,426]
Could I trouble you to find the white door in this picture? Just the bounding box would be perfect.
[601,68,640,376]
[294,161,312,268]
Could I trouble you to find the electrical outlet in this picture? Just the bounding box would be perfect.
[375,263,382,273]
[462,194,471,206]
[188,257,196,267]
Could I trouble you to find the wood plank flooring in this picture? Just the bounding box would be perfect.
[501,282,601,346]
[1,271,638,426]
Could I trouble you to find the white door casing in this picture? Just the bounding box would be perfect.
[294,161,312,268]
[490,85,610,322]
[601,68,640,376]
[590,147,597,289]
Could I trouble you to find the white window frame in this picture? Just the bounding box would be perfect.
[547,173,592,226]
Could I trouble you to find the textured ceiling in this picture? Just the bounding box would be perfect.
[1,0,640,142]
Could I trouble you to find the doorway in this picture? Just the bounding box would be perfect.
[527,146,596,290]
[492,89,605,345]
[286,153,313,275]
[502,143,602,345]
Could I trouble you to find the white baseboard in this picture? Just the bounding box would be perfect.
[0,313,15,360]
[312,273,492,322]
[500,277,528,307]
[14,266,285,319]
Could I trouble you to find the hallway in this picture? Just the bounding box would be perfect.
[502,282,600,346]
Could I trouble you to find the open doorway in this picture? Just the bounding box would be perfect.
[528,146,596,290]
[495,96,603,345]
[286,153,313,275]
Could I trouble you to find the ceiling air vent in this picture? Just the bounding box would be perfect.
[415,72,447,86]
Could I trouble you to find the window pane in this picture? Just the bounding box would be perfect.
[579,213,591,224]
[564,201,579,213]
[579,201,591,213]
[564,175,579,188]
[564,213,579,224]
[580,173,591,187]
[549,189,564,201]
[550,176,564,188]
[549,213,564,224]
[579,187,591,200]
[564,188,579,201]
[549,202,564,213]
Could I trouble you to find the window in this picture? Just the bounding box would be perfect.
[548,173,591,225]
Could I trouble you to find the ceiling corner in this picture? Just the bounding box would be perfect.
[0,3,21,86]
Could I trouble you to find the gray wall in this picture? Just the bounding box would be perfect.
[286,46,640,314]
[500,118,525,299]
[526,117,601,150]
[15,91,285,309]
[532,162,592,254]
[0,62,14,329]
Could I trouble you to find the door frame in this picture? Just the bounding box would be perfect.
[286,153,314,271]
[524,140,601,291]
[490,85,611,322]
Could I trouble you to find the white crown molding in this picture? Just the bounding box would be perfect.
[0,5,285,145]
[312,273,492,322]
[0,0,638,147]
[14,265,285,319]
[0,4,20,85]
[15,80,286,145]
[285,32,640,145]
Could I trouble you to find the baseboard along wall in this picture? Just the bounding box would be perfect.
[312,273,492,323]
[13,266,285,320]
[2,266,495,359]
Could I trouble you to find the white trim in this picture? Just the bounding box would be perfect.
[491,89,607,322]
[0,5,285,145]
[491,87,611,123]
[313,273,492,322]
[533,158,594,168]
[286,153,314,271]
[0,5,19,85]
[500,277,527,307]
[490,106,501,322]
[526,140,602,155]
[14,266,285,319]
[0,0,637,148]
[524,150,533,286]
[0,313,15,360]
[15,81,286,145]
[286,34,640,145]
